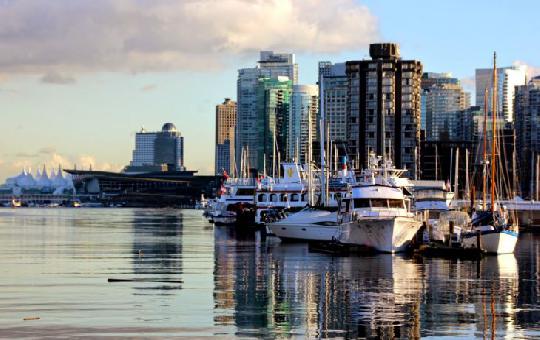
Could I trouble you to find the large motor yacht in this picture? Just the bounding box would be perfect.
[335,155,422,253]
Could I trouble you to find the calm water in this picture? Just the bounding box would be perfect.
[0,208,539,339]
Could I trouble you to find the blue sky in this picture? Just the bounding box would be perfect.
[0,0,538,181]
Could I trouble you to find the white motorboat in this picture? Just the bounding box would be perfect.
[267,207,340,241]
[335,155,422,253]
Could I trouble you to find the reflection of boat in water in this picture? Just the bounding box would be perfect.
[9,199,22,208]
[266,243,423,338]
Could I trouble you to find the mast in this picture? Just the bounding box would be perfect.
[454,148,460,199]
[308,102,313,205]
[320,79,326,206]
[482,88,488,210]
[490,52,497,213]
[272,129,276,178]
[465,148,470,200]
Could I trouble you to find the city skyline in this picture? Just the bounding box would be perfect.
[1,0,540,181]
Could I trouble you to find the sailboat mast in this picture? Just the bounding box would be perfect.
[490,52,497,213]
[482,88,488,210]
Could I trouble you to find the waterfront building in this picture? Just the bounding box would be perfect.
[288,84,318,164]
[236,51,298,172]
[514,76,540,197]
[255,76,293,175]
[318,62,348,144]
[128,123,185,172]
[215,98,237,175]
[421,73,470,141]
[346,43,423,178]
[475,64,527,122]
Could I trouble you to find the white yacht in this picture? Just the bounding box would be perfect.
[335,155,422,253]
[210,177,256,225]
[265,165,356,241]
[267,207,339,241]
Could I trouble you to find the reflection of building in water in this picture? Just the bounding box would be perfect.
[516,234,539,330]
[420,255,521,338]
[213,232,537,338]
[131,210,183,282]
[213,228,274,336]
[267,245,423,338]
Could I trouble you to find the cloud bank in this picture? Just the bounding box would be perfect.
[0,0,379,75]
[1,147,123,182]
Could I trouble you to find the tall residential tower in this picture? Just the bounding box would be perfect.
[475,64,527,122]
[215,98,237,175]
[346,43,423,178]
[236,51,298,172]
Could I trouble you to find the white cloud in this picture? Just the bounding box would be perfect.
[0,149,123,181]
[513,60,540,80]
[0,0,379,75]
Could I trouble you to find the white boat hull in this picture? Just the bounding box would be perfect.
[338,217,421,253]
[461,230,518,254]
[268,223,339,241]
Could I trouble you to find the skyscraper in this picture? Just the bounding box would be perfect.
[289,84,318,164]
[128,123,184,172]
[421,72,470,141]
[255,76,293,175]
[318,62,348,144]
[514,76,540,197]
[236,51,298,172]
[215,98,237,175]
[475,64,527,122]
[346,43,423,178]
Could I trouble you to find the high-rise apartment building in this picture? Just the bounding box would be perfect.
[514,76,540,196]
[129,123,184,172]
[475,65,527,122]
[255,76,293,174]
[289,84,318,164]
[346,43,422,178]
[421,73,470,141]
[236,51,298,172]
[318,62,348,144]
[215,98,237,175]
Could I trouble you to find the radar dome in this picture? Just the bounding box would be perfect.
[162,123,177,132]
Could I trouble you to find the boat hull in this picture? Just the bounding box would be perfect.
[212,214,237,226]
[338,217,421,253]
[461,230,518,254]
[268,222,339,242]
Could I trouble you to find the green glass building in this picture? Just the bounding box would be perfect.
[256,76,292,175]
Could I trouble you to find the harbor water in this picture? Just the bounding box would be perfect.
[0,208,539,338]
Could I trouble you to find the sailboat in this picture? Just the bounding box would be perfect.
[461,52,519,254]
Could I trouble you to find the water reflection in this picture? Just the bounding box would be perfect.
[214,228,539,338]
[0,209,538,338]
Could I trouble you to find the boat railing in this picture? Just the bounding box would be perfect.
[225,178,256,186]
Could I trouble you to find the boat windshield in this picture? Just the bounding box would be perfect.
[353,199,404,209]
[236,188,255,195]
[415,189,446,201]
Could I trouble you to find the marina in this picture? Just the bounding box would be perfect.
[0,208,538,338]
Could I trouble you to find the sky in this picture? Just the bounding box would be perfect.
[0,0,539,182]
